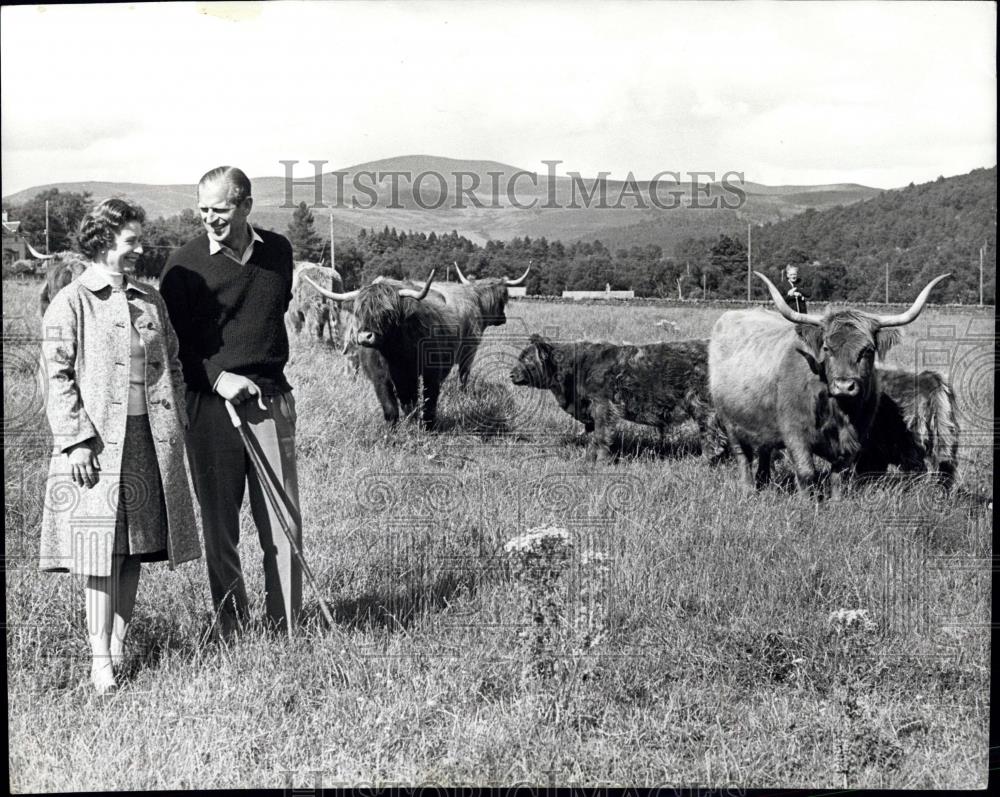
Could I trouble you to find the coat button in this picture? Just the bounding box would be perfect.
[161,399,172,409]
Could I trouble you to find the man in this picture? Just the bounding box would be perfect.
[160,166,301,638]
[784,264,809,314]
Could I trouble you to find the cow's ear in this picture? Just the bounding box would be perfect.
[795,347,824,377]
[794,324,824,354]
[874,328,901,361]
[794,324,825,378]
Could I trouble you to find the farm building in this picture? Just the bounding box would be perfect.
[562,287,635,300]
[2,211,28,267]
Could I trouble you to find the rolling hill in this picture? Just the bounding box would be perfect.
[2,155,880,249]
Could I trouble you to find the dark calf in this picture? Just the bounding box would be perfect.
[511,334,724,460]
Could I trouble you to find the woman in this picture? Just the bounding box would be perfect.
[39,198,201,695]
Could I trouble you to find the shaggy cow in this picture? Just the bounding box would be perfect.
[510,334,726,460]
[39,252,88,316]
[855,367,960,488]
[708,271,950,493]
[397,261,530,388]
[304,269,463,426]
[286,262,350,344]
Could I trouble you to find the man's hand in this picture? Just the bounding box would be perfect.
[214,372,267,409]
[66,442,101,488]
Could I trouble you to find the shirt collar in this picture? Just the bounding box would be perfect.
[79,264,150,295]
[209,224,264,264]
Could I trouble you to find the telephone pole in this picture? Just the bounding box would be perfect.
[746,222,752,301]
[45,199,50,254]
[330,210,337,268]
[885,263,889,304]
[980,242,986,307]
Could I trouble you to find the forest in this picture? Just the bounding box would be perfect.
[5,167,994,303]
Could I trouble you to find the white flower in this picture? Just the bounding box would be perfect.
[828,608,876,633]
[580,550,610,568]
[504,526,572,554]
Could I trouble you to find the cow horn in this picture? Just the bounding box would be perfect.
[865,274,951,327]
[506,260,531,286]
[27,242,56,260]
[755,271,824,326]
[302,275,359,302]
[398,270,435,300]
[293,264,339,293]
[453,261,472,285]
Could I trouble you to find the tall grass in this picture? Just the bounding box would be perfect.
[4,278,992,790]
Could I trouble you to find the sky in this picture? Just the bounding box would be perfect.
[1,1,995,195]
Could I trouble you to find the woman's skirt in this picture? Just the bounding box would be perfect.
[114,413,168,562]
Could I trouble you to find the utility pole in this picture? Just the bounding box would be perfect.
[330,210,337,268]
[45,199,50,254]
[885,263,889,304]
[702,272,707,300]
[747,222,752,301]
[980,242,985,307]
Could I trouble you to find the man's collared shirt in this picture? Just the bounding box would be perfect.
[205,225,264,391]
[209,225,264,265]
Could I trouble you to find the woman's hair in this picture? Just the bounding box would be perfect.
[77,198,147,258]
[198,166,252,205]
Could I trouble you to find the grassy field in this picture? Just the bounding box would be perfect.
[4,276,993,790]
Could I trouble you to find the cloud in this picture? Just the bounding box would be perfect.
[0,1,995,194]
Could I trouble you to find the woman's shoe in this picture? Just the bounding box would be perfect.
[90,660,118,696]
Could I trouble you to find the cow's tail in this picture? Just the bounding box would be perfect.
[39,284,51,318]
[920,373,961,488]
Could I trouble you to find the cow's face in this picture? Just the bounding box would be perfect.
[510,335,555,387]
[796,311,900,401]
[351,283,405,348]
[475,281,510,327]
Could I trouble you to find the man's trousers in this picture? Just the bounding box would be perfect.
[185,390,302,636]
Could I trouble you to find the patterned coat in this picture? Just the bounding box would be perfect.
[38,266,202,576]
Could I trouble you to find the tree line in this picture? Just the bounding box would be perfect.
[4,166,994,303]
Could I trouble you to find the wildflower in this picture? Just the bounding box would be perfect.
[503,526,572,555]
[580,550,611,569]
[828,608,877,634]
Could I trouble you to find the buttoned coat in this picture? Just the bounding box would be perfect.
[38,267,202,576]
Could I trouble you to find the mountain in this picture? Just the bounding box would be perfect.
[752,166,996,303]
[2,155,882,249]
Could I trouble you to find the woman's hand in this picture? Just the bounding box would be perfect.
[66,442,101,488]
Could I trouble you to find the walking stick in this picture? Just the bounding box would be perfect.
[224,400,335,627]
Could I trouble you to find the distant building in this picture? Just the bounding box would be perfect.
[562,289,635,300]
[2,211,28,266]
[507,286,527,297]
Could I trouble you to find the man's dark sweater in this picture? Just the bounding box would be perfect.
[160,229,294,395]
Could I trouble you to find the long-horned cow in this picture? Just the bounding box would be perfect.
[38,252,88,317]
[708,271,950,493]
[436,261,530,388]
[304,270,463,426]
[286,261,352,344]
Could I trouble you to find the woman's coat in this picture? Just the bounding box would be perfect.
[39,266,202,576]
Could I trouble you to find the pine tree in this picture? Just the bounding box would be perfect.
[286,201,324,261]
